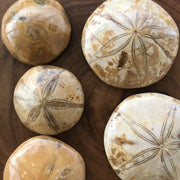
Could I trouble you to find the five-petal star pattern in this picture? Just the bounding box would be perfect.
[112,103,180,179]
[92,0,176,80]
[26,73,84,133]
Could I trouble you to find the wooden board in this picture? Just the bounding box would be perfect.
[0,0,179,179]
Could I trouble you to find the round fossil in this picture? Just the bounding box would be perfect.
[82,0,179,88]
[104,93,180,180]
[13,66,84,135]
[3,136,85,180]
[1,0,71,65]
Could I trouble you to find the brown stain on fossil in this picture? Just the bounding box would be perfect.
[102,30,114,43]
[113,137,134,146]
[114,169,121,174]
[92,43,99,51]
[93,64,106,78]
[109,150,128,166]
[110,156,120,167]
[61,168,72,177]
[118,51,128,68]
[96,3,105,14]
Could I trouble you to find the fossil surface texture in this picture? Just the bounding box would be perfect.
[13,66,84,135]
[82,0,179,88]
[1,0,71,65]
[104,93,180,179]
[3,136,85,180]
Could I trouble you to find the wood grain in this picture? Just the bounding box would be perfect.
[0,0,179,179]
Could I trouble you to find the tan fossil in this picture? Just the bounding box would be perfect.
[14,66,84,135]
[1,0,71,65]
[3,136,86,180]
[104,93,180,180]
[82,0,179,88]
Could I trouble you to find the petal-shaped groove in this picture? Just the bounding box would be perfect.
[34,0,46,5]
[166,141,180,150]
[97,34,133,59]
[137,35,148,74]
[44,108,60,133]
[46,99,84,109]
[137,0,149,29]
[42,74,60,99]
[141,25,175,32]
[38,141,61,178]
[39,163,55,179]
[119,112,160,146]
[140,33,174,40]
[150,34,175,39]
[131,35,142,78]
[14,31,26,58]
[26,106,41,124]
[94,11,131,31]
[135,1,140,28]
[161,150,177,178]
[140,34,174,58]
[160,103,176,143]
[109,9,135,30]
[121,147,160,170]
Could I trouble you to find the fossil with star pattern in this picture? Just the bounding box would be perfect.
[14,66,84,135]
[104,93,180,180]
[82,0,179,88]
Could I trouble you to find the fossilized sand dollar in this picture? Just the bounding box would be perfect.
[13,66,84,135]
[3,136,86,180]
[104,93,180,180]
[1,0,71,65]
[82,0,179,88]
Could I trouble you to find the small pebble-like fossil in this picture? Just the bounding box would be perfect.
[82,0,179,88]
[104,93,180,180]
[3,136,86,180]
[14,66,84,135]
[1,0,71,65]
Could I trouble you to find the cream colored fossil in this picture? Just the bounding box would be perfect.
[3,136,86,180]
[14,66,84,135]
[82,0,179,88]
[104,93,180,180]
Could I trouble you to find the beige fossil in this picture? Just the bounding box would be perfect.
[104,93,180,179]
[82,0,179,88]
[3,136,85,180]
[13,66,84,135]
[1,0,71,65]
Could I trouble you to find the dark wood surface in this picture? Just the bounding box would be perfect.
[0,0,179,179]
